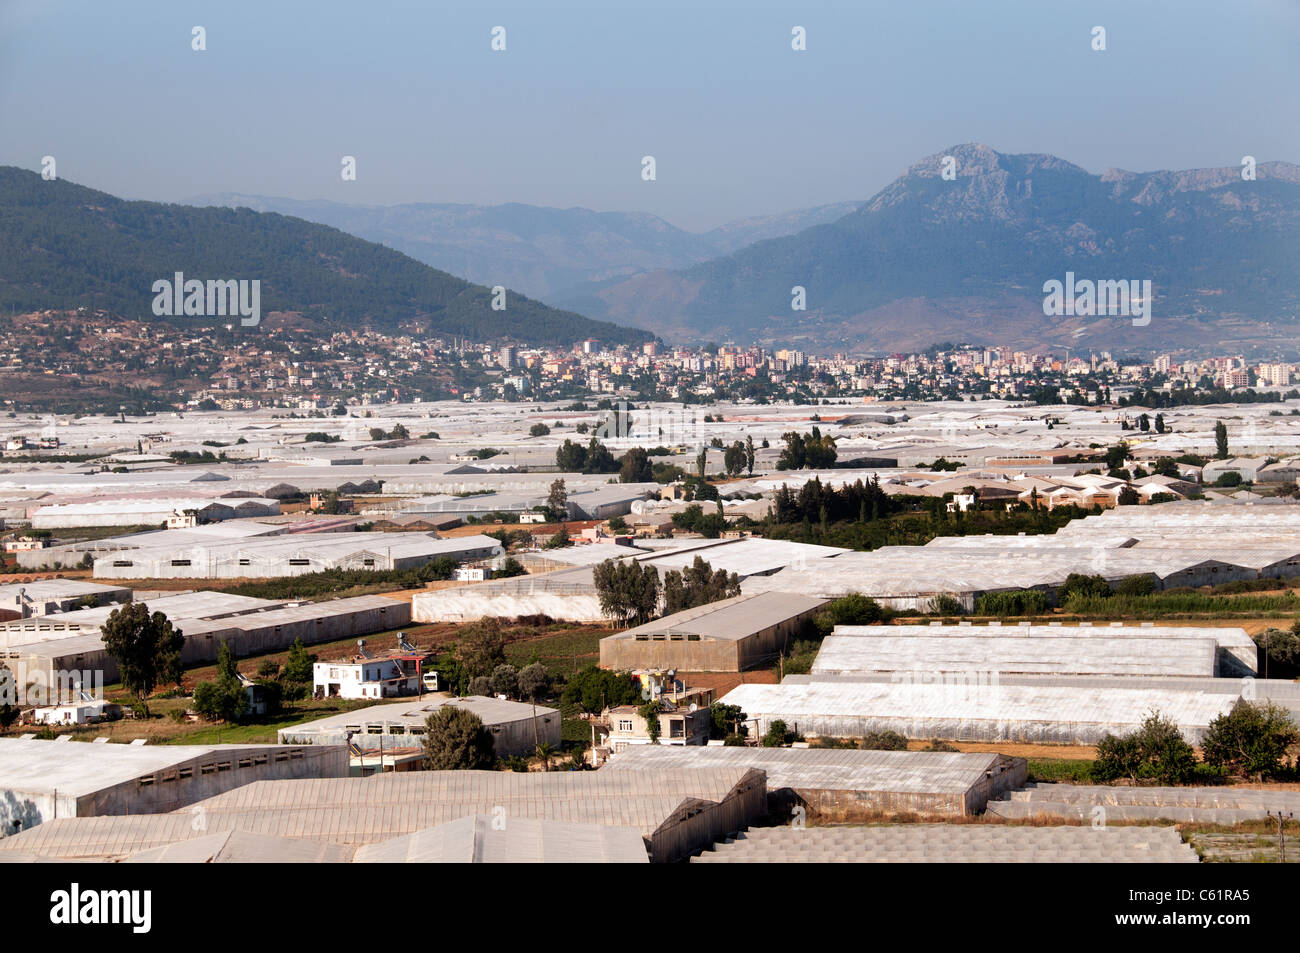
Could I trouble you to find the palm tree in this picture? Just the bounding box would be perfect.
[535,741,557,772]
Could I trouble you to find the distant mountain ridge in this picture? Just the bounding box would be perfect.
[550,144,1300,352]
[0,167,651,347]
[185,193,863,300]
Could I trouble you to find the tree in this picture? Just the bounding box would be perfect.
[455,618,507,678]
[1138,413,1150,432]
[517,662,550,701]
[638,699,661,744]
[535,741,557,771]
[1092,711,1196,785]
[192,640,250,723]
[709,702,746,740]
[1152,456,1179,478]
[744,435,755,476]
[422,706,497,770]
[1215,420,1229,460]
[388,423,409,440]
[556,439,586,472]
[1201,701,1298,781]
[582,437,618,474]
[490,663,519,699]
[468,675,492,696]
[100,603,184,714]
[1117,486,1140,506]
[545,524,571,549]
[561,665,641,713]
[619,447,653,483]
[280,638,316,701]
[1154,413,1166,434]
[723,441,746,476]
[593,559,661,626]
[662,556,741,615]
[546,478,568,520]
[696,446,708,479]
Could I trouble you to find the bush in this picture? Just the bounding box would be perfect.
[931,594,963,616]
[921,738,960,752]
[761,719,797,747]
[860,730,909,751]
[1114,574,1157,597]
[1058,573,1113,603]
[1092,711,1197,785]
[813,593,885,636]
[975,589,1050,616]
[1201,701,1298,781]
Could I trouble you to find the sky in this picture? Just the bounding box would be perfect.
[1,0,1297,231]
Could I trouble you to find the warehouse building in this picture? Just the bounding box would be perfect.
[278,694,561,759]
[600,592,827,672]
[820,622,1258,678]
[3,594,410,687]
[92,531,502,580]
[0,767,767,863]
[31,497,280,529]
[811,633,1219,678]
[413,565,606,624]
[0,738,347,832]
[604,744,1026,819]
[719,680,1237,745]
[0,579,131,619]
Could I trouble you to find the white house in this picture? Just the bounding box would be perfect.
[313,653,424,700]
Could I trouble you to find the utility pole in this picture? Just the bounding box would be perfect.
[1270,810,1293,863]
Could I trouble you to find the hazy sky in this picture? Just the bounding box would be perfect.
[2,0,1296,231]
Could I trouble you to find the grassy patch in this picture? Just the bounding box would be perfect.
[1026,758,1096,783]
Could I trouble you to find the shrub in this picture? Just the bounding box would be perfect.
[860,730,909,751]
[1201,701,1299,781]
[1114,574,1157,597]
[1092,711,1197,785]
[975,589,1050,616]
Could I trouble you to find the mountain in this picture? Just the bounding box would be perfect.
[550,144,1300,352]
[185,193,863,300]
[0,167,651,347]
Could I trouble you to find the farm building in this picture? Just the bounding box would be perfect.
[719,680,1237,745]
[743,504,1300,609]
[600,592,827,672]
[31,497,280,529]
[0,579,131,619]
[2,594,411,687]
[413,564,607,623]
[604,744,1026,819]
[278,694,561,759]
[818,622,1258,678]
[92,531,502,579]
[412,537,843,625]
[0,738,347,833]
[0,767,767,863]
